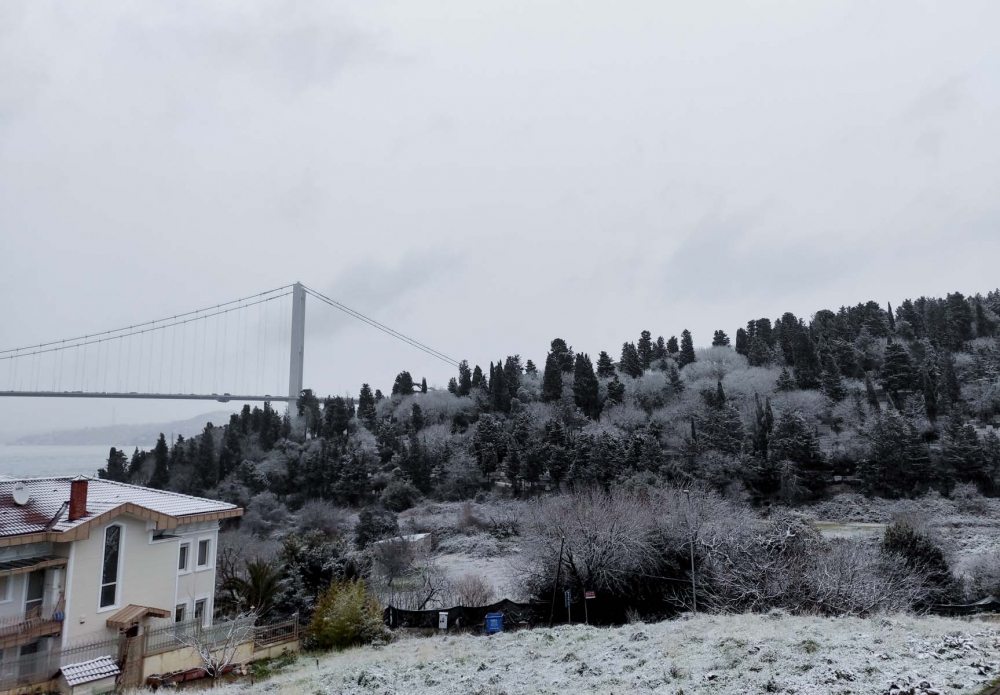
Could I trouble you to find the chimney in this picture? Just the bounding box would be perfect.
[69,476,88,522]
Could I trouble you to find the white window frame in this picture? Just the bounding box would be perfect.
[0,573,12,604]
[174,603,187,624]
[193,596,210,627]
[177,541,192,575]
[195,537,213,571]
[97,522,125,613]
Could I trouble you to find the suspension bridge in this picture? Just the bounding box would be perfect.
[0,282,460,404]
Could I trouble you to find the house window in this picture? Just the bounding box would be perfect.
[197,539,211,569]
[178,543,190,572]
[24,571,45,615]
[175,604,186,623]
[0,574,10,603]
[194,599,206,624]
[100,525,122,609]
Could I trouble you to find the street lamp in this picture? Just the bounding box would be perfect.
[683,489,697,614]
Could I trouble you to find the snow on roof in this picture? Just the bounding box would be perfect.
[373,533,430,546]
[60,656,120,686]
[0,476,239,539]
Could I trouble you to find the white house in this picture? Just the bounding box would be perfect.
[0,476,242,691]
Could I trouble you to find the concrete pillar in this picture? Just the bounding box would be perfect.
[287,282,306,403]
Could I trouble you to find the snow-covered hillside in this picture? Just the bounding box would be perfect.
[222,613,1000,695]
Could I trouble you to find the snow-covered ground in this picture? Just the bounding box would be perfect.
[222,614,1000,695]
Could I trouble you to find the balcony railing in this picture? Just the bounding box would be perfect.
[0,598,64,645]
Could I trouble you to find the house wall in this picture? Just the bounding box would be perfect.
[61,516,219,645]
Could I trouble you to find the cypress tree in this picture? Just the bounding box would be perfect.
[666,335,679,354]
[793,332,821,389]
[620,342,643,378]
[524,359,538,376]
[392,371,415,396]
[667,362,684,393]
[458,360,473,396]
[653,336,667,362]
[887,302,896,332]
[149,433,170,489]
[471,365,485,390]
[678,329,696,368]
[637,331,653,370]
[864,374,881,410]
[820,350,846,402]
[711,330,730,347]
[197,423,217,491]
[411,403,425,432]
[218,418,241,480]
[549,338,575,373]
[99,447,128,482]
[447,377,458,394]
[735,327,749,356]
[595,351,616,378]
[374,389,384,402]
[572,353,601,419]
[420,377,428,394]
[541,352,563,402]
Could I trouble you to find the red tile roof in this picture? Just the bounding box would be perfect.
[0,477,239,539]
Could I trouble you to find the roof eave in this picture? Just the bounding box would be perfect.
[0,505,243,547]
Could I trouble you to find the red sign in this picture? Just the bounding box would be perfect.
[584,591,596,600]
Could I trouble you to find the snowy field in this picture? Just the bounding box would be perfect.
[222,613,1000,695]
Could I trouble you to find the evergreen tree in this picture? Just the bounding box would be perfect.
[447,377,458,394]
[595,351,616,378]
[128,447,145,480]
[678,329,696,368]
[666,335,679,354]
[820,349,846,402]
[296,389,322,437]
[881,340,916,397]
[391,371,415,396]
[735,327,749,356]
[667,362,684,393]
[637,331,653,370]
[524,359,538,376]
[420,377,428,394]
[921,356,940,421]
[572,353,601,419]
[489,360,510,412]
[887,302,896,332]
[776,367,796,392]
[149,433,170,489]
[410,403,425,432]
[606,374,625,405]
[98,447,129,482]
[218,417,242,481]
[503,355,523,403]
[374,389,384,402]
[792,331,821,389]
[619,342,643,378]
[653,336,667,362]
[748,337,770,367]
[457,360,473,396]
[549,338,575,373]
[323,396,351,441]
[864,374,881,410]
[751,393,774,459]
[541,352,563,402]
[770,412,826,497]
[943,419,987,490]
[197,423,217,491]
[711,330,730,347]
[858,411,931,496]
[471,365,485,390]
[940,354,961,408]
[357,384,377,428]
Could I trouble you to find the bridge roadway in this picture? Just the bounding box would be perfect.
[0,391,292,402]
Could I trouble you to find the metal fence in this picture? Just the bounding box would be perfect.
[0,635,122,691]
[0,615,297,690]
[253,615,299,647]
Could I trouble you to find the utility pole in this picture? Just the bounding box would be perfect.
[548,537,565,628]
[684,489,697,614]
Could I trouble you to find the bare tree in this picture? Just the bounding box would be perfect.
[171,611,257,685]
[451,574,496,607]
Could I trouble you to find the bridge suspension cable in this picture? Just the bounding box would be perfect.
[301,285,461,367]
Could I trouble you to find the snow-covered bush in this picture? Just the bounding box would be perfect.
[307,579,388,650]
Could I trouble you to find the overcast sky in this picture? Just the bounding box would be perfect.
[1,0,999,439]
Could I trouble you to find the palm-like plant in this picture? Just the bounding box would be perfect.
[221,558,281,617]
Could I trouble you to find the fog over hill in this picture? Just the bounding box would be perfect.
[11,410,236,446]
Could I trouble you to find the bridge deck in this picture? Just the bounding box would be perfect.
[0,391,292,402]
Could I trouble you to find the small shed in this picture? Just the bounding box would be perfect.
[58,655,120,695]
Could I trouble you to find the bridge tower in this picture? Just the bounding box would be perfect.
[288,282,306,403]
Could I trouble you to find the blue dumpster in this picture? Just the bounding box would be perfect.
[485,612,504,634]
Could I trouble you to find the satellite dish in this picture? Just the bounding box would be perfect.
[12,482,30,506]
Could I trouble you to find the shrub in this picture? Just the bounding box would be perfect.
[355,508,400,549]
[241,492,289,538]
[457,502,490,534]
[307,579,388,650]
[882,521,953,603]
[451,573,496,607]
[380,480,420,512]
[296,500,351,538]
